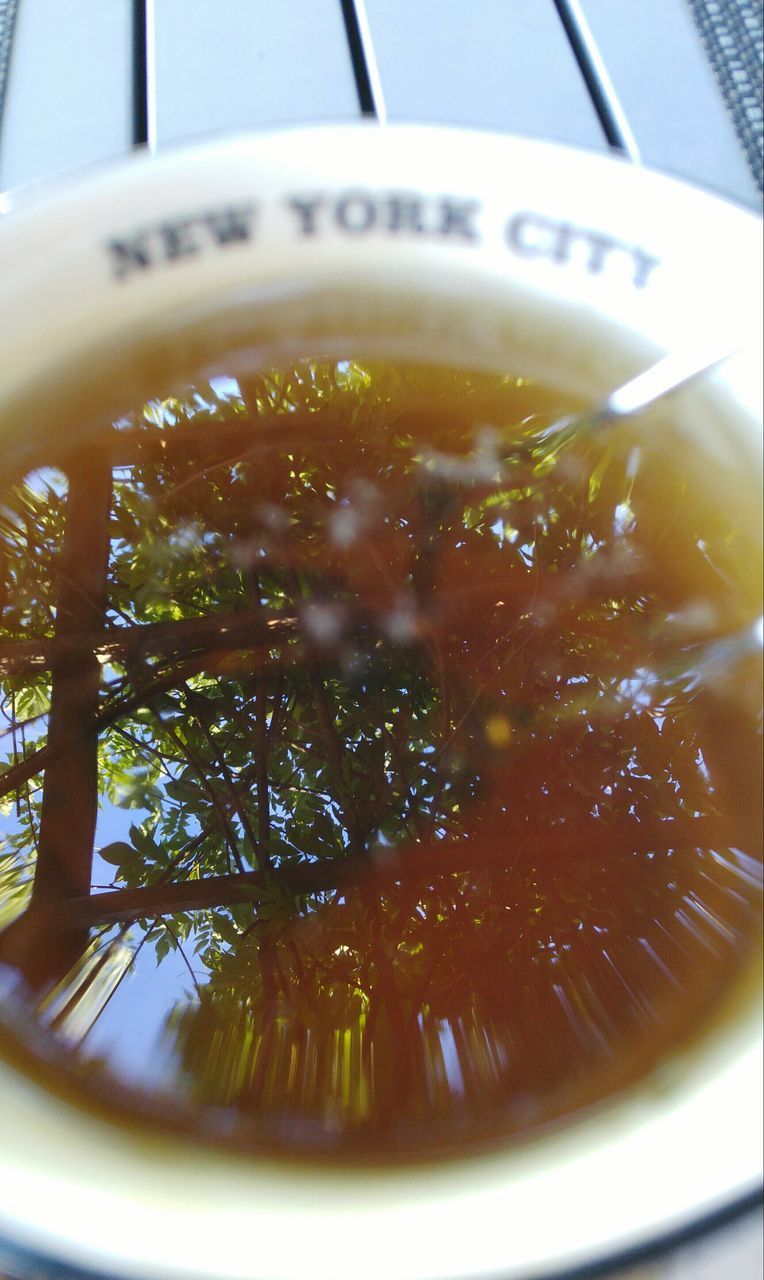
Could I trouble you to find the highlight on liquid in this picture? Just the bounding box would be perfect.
[0,358,760,1155]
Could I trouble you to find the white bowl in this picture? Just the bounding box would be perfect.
[0,124,761,1280]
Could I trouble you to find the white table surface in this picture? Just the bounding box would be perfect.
[0,0,759,205]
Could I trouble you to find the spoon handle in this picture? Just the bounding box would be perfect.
[603,345,739,422]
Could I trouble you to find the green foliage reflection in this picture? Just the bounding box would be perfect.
[0,359,761,1153]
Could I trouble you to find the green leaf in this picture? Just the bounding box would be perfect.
[98,840,139,867]
[154,934,171,964]
[166,778,199,804]
[16,684,50,719]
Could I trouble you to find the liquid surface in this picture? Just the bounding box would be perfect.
[0,359,761,1156]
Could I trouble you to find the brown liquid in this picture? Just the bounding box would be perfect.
[0,359,760,1157]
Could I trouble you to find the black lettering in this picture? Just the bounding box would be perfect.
[288,196,324,237]
[107,234,152,279]
[507,213,659,291]
[386,195,426,234]
[203,205,256,245]
[335,193,377,234]
[158,220,199,262]
[553,222,575,264]
[631,246,660,289]
[582,230,617,274]
[506,212,557,257]
[439,198,480,240]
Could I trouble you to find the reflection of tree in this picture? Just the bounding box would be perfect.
[0,360,760,1153]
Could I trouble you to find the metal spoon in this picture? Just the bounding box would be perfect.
[531,345,738,455]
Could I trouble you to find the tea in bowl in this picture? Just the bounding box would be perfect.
[0,125,761,1279]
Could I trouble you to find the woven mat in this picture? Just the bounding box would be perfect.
[0,0,19,131]
[687,0,764,189]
